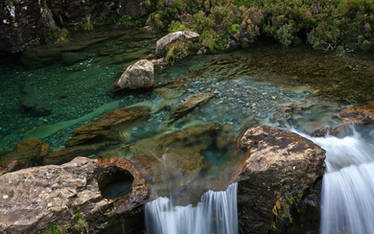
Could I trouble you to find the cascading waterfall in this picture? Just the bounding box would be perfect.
[296,128,374,234]
[145,182,238,234]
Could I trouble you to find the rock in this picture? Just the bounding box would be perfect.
[236,126,325,234]
[119,0,146,19]
[20,95,52,116]
[0,157,148,233]
[0,138,49,175]
[66,105,151,147]
[339,103,374,125]
[169,93,213,121]
[304,121,330,137]
[111,59,154,92]
[151,57,168,69]
[0,0,47,53]
[156,31,200,56]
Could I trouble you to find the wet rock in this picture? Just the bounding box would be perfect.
[236,126,325,234]
[66,105,151,147]
[156,31,200,56]
[111,59,154,92]
[0,157,148,233]
[0,138,49,175]
[304,121,330,137]
[169,93,213,121]
[20,95,52,116]
[339,103,374,125]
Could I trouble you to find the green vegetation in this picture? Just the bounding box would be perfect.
[46,28,69,44]
[149,0,374,52]
[81,22,94,31]
[43,223,65,234]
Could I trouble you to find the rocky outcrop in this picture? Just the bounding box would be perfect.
[0,138,49,175]
[119,0,146,19]
[236,126,325,234]
[339,102,374,125]
[156,31,200,56]
[111,59,154,92]
[0,0,50,53]
[0,0,147,53]
[0,157,148,233]
[169,93,213,121]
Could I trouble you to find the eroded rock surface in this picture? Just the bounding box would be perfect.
[236,126,325,234]
[112,59,154,92]
[0,157,148,233]
[156,31,200,56]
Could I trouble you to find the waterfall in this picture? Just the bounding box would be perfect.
[296,128,374,234]
[145,183,238,234]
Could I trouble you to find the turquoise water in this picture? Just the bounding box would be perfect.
[1,33,374,202]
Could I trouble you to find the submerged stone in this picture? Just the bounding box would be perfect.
[236,126,325,234]
[169,93,213,121]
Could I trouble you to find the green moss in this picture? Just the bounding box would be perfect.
[166,41,193,64]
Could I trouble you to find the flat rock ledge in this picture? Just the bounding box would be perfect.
[0,157,148,233]
[235,126,326,234]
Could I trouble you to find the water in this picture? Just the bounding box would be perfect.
[145,183,238,234]
[296,128,374,234]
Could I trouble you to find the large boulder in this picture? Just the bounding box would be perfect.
[236,126,325,234]
[156,31,200,56]
[0,157,148,233]
[111,59,154,92]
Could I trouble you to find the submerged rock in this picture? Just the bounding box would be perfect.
[339,102,374,125]
[111,59,154,92]
[20,95,52,116]
[0,157,148,233]
[0,138,49,175]
[155,31,199,56]
[43,105,151,165]
[169,93,213,121]
[236,126,325,234]
[66,105,151,147]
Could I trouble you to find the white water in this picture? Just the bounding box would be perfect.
[145,183,238,234]
[296,128,374,234]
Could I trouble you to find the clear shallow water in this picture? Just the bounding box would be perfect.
[1,32,374,233]
[145,183,238,234]
[296,128,374,234]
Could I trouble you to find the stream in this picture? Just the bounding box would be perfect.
[1,29,374,233]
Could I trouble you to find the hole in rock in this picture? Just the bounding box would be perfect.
[98,166,134,199]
